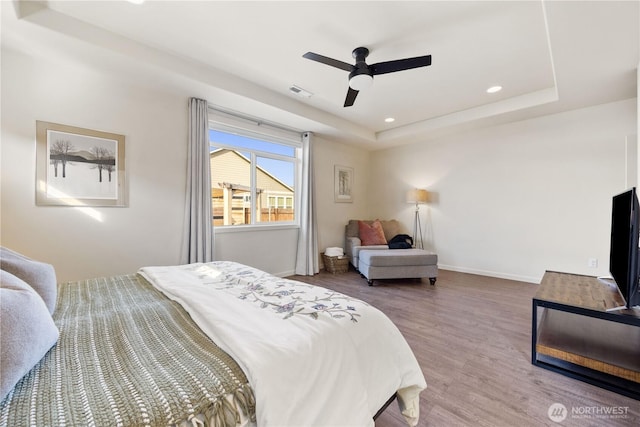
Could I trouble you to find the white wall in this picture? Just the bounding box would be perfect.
[313,136,371,254]
[370,99,638,283]
[1,46,188,281]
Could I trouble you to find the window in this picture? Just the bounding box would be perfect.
[208,109,302,228]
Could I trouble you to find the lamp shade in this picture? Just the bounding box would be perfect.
[406,189,428,204]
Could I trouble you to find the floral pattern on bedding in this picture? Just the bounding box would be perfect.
[186,261,366,322]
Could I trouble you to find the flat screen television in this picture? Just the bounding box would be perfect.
[609,187,640,309]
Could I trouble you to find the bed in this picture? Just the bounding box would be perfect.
[0,248,427,426]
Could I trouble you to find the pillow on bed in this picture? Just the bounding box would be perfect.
[358,220,388,246]
[0,247,57,314]
[0,270,59,401]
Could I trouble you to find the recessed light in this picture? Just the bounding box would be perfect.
[384,117,395,123]
[127,0,145,4]
[486,85,502,94]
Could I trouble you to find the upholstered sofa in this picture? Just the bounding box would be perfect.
[344,219,438,285]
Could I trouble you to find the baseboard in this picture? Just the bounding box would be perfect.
[438,264,541,284]
[275,269,296,278]
[284,265,541,284]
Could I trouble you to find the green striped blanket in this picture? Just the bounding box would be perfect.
[0,274,255,427]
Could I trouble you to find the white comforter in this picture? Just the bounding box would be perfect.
[139,261,426,427]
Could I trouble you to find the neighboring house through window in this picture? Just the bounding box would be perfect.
[208,108,302,228]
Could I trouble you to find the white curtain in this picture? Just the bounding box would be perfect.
[182,97,214,264]
[295,132,319,275]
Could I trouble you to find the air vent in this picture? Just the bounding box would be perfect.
[289,85,313,98]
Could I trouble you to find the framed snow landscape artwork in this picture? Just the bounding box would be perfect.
[36,121,126,207]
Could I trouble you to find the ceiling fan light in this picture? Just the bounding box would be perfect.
[349,74,373,91]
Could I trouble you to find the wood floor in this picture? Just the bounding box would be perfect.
[291,268,639,427]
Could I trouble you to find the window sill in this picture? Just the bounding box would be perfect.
[214,223,299,234]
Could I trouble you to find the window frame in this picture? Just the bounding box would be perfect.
[208,109,302,232]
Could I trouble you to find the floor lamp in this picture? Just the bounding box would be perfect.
[406,189,428,249]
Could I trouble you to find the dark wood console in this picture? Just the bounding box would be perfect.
[532,271,640,400]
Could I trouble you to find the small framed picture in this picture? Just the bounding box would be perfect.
[36,121,126,207]
[334,165,353,203]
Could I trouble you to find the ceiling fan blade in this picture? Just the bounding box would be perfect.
[303,52,354,72]
[371,55,432,75]
[344,87,359,107]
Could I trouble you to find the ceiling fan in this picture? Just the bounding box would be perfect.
[303,47,432,107]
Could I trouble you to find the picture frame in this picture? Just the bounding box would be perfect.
[36,121,126,207]
[334,165,353,203]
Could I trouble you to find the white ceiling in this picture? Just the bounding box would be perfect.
[5,1,639,149]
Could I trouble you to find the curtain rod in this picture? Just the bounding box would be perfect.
[207,104,303,136]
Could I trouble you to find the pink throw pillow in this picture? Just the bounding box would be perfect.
[358,220,387,246]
